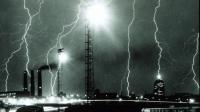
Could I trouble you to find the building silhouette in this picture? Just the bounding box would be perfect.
[30,70,35,96]
[23,71,28,92]
[153,79,165,100]
[37,69,42,97]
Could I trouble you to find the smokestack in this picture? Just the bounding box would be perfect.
[31,70,35,96]
[38,69,42,97]
[23,71,28,92]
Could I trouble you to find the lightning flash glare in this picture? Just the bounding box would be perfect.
[1,0,197,100]
[85,1,110,26]
[157,74,162,80]
[4,0,44,92]
[47,0,83,96]
[126,0,136,97]
[192,33,199,90]
[153,0,162,80]
[58,52,69,64]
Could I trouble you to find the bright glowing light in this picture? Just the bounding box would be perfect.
[157,74,162,80]
[2,97,85,106]
[4,0,44,92]
[8,109,18,112]
[140,95,144,100]
[58,51,70,64]
[189,98,195,103]
[153,0,163,81]
[142,109,151,112]
[126,0,136,97]
[47,1,83,96]
[44,107,58,111]
[86,1,110,26]
[192,33,199,89]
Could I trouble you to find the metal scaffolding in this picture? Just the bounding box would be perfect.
[85,24,95,100]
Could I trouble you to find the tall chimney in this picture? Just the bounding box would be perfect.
[23,71,28,92]
[38,69,42,97]
[31,70,35,96]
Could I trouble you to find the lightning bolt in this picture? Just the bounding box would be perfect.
[126,0,136,97]
[119,76,125,96]
[180,33,199,89]
[153,0,162,79]
[192,33,199,90]
[4,0,44,92]
[47,0,83,96]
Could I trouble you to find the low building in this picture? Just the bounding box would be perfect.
[0,91,30,98]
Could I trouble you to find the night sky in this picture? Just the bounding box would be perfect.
[0,0,199,96]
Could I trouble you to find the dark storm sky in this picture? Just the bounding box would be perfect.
[0,0,199,96]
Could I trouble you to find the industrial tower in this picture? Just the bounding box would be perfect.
[23,71,28,92]
[57,48,64,96]
[85,24,95,99]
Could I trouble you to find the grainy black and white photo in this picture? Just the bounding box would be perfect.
[0,0,199,111]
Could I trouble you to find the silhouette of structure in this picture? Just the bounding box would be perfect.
[85,24,95,100]
[0,71,30,97]
[153,79,165,100]
[23,71,28,92]
[30,69,42,97]
[57,48,64,96]
[30,70,35,96]
[0,91,30,98]
[38,69,42,97]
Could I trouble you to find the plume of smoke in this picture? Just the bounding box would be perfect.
[39,63,57,70]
